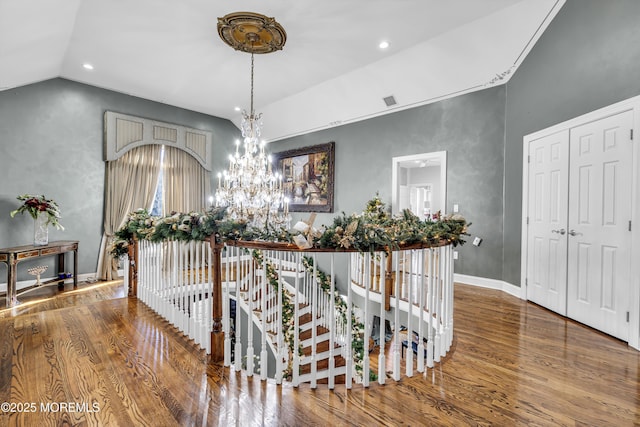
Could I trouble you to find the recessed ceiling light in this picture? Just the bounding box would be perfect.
[379,41,389,50]
[234,106,241,112]
[83,63,94,70]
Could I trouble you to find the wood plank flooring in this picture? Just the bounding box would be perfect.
[0,281,638,426]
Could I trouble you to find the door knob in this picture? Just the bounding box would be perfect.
[551,228,566,235]
[568,229,580,236]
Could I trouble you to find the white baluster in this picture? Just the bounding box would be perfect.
[440,245,448,356]
[137,241,143,302]
[427,248,435,368]
[151,242,157,315]
[378,250,386,385]
[260,252,268,380]
[206,241,213,354]
[417,248,426,373]
[345,253,353,389]
[150,240,156,308]
[432,248,440,363]
[190,241,197,340]
[179,242,186,332]
[223,244,232,366]
[190,241,195,334]
[141,241,147,304]
[293,252,301,387]
[405,250,413,377]
[310,253,317,389]
[446,245,454,350]
[174,241,180,330]
[328,254,335,389]
[246,249,254,377]
[171,242,178,329]
[363,252,370,387]
[235,246,243,370]
[393,251,401,382]
[276,250,283,384]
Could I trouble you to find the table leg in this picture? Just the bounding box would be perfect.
[7,255,17,308]
[57,252,65,289]
[73,248,78,288]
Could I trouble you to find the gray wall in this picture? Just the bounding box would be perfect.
[503,0,640,285]
[3,1,638,286]
[277,0,640,285]
[273,87,506,280]
[0,78,238,280]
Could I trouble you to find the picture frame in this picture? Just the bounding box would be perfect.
[272,142,335,212]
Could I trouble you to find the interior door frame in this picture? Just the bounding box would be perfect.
[521,95,640,351]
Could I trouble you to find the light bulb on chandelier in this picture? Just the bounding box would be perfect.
[216,12,289,230]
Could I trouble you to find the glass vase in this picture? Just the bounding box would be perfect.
[34,212,49,246]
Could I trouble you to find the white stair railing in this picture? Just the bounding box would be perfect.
[136,239,215,353]
[133,240,454,387]
[349,245,455,381]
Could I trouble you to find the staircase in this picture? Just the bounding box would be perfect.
[233,252,349,386]
[297,305,347,385]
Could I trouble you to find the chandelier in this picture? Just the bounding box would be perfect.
[216,12,290,229]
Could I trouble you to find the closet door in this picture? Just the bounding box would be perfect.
[566,111,633,340]
[526,131,569,315]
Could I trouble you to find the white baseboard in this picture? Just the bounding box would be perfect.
[0,272,100,293]
[454,273,525,300]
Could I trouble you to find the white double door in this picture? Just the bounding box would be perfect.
[526,110,633,341]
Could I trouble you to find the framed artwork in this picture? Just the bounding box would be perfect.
[273,142,335,212]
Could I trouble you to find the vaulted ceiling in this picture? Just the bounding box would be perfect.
[0,0,564,140]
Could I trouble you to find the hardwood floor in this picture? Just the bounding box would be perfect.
[0,281,638,426]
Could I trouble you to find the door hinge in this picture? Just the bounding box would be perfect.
[627,311,630,322]
[526,217,529,225]
[527,155,530,163]
[629,220,632,232]
[631,129,634,140]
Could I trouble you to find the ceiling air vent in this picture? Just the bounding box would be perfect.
[383,95,397,107]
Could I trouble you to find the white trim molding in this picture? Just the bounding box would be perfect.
[454,274,524,300]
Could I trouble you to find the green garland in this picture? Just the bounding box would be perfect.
[111,196,469,259]
[314,195,469,251]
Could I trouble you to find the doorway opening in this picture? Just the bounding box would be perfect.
[392,151,447,218]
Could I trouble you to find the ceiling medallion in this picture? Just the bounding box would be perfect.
[217,12,286,54]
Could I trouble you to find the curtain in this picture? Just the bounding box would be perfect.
[96,145,163,280]
[159,146,212,276]
[162,146,211,214]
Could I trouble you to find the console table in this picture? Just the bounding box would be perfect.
[0,240,78,308]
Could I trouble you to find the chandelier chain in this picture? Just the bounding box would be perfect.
[250,49,255,117]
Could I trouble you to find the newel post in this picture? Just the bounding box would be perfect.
[127,237,138,297]
[210,237,225,362]
[384,248,393,311]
